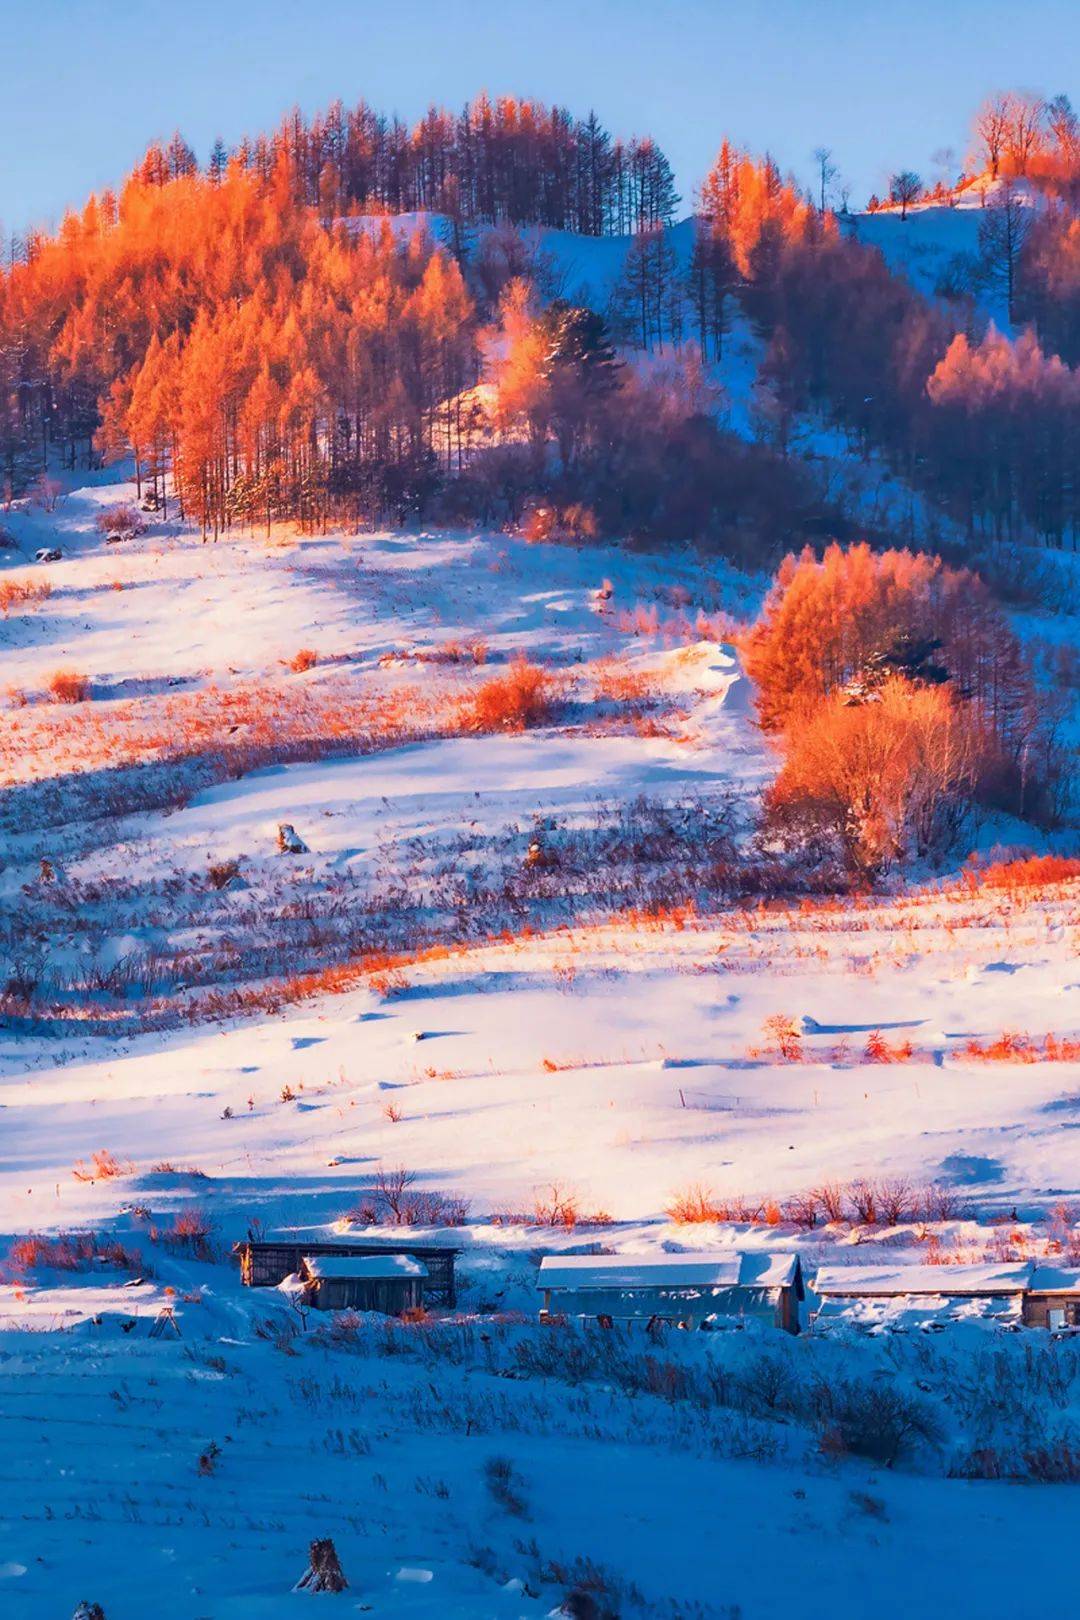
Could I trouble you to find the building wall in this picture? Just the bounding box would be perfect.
[238,1241,457,1304]
[310,1276,423,1314]
[540,1284,797,1331]
[1022,1296,1080,1328]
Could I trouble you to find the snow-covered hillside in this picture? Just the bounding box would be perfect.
[2,480,1080,1618]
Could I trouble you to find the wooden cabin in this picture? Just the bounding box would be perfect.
[537,1251,804,1333]
[299,1253,427,1314]
[812,1262,1033,1331]
[234,1237,458,1306]
[1024,1267,1080,1330]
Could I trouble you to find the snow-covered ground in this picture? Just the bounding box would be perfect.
[2,479,1080,1618]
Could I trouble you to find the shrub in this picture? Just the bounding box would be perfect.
[863,1030,914,1063]
[747,542,1068,841]
[532,1182,580,1227]
[743,542,1026,736]
[1022,1439,1080,1482]
[764,678,982,877]
[197,1440,221,1476]
[461,655,553,732]
[348,1165,470,1228]
[666,1183,721,1223]
[162,1208,216,1257]
[761,1014,803,1062]
[289,647,318,672]
[31,474,63,511]
[95,503,147,540]
[48,669,91,703]
[964,854,1080,893]
[521,503,597,544]
[72,1149,128,1182]
[483,1454,529,1517]
[0,578,51,614]
[810,1181,848,1223]
[8,1231,140,1273]
[814,1378,941,1466]
[206,859,241,890]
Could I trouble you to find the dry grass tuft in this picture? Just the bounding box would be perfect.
[460,656,553,733]
[48,669,91,704]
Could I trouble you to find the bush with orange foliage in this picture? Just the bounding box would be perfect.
[666,1182,723,1223]
[761,1013,804,1062]
[522,502,599,543]
[963,1031,1080,1063]
[0,578,51,614]
[9,1231,141,1273]
[742,542,1027,738]
[159,1208,217,1257]
[863,1029,914,1063]
[289,648,318,672]
[765,677,982,876]
[72,1149,129,1182]
[95,503,147,540]
[963,854,1080,894]
[461,655,553,733]
[48,669,91,704]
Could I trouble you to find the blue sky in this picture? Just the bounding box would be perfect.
[3,0,1077,231]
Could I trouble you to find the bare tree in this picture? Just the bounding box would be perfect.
[373,1163,417,1221]
[1004,93,1045,175]
[812,146,838,214]
[978,180,1033,319]
[931,146,959,204]
[1046,93,1079,167]
[888,171,923,219]
[974,93,1014,179]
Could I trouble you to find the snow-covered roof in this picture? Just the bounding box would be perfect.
[814,1294,1023,1334]
[302,1254,428,1281]
[813,1262,1033,1298]
[1029,1266,1080,1295]
[538,1251,799,1292]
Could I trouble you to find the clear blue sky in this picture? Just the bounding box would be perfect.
[4,0,1078,232]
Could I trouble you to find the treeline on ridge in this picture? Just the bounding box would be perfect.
[131,95,679,238]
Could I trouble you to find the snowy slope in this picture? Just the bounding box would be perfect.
[2,475,1080,1618]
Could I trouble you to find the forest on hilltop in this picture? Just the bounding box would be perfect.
[0,88,1078,554]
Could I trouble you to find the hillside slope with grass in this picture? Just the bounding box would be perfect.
[0,471,1079,1617]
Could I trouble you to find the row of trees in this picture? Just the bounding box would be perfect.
[973,91,1079,194]
[605,142,824,358]
[136,96,679,237]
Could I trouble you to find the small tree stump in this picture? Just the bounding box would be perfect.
[277,822,309,855]
[295,1537,348,1592]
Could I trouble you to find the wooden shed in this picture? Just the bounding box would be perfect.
[537,1251,804,1333]
[812,1261,1033,1332]
[235,1237,458,1306]
[1024,1267,1080,1330]
[299,1253,427,1314]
